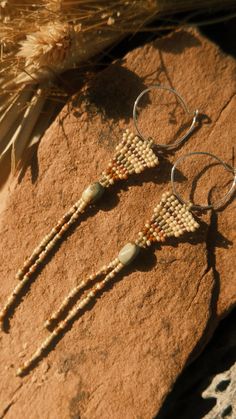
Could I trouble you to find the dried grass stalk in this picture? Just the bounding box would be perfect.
[0,0,236,176]
[0,0,160,174]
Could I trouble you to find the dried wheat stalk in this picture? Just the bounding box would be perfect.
[0,0,235,174]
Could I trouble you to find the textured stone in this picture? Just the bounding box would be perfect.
[0,28,235,419]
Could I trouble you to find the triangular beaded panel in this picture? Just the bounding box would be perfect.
[99,129,158,187]
[136,192,199,248]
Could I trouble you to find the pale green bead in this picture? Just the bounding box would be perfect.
[118,243,140,266]
[82,182,104,204]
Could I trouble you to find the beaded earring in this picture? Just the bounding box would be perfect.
[15,151,235,376]
[0,85,198,328]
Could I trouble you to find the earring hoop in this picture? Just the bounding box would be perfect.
[133,84,198,150]
[171,151,236,211]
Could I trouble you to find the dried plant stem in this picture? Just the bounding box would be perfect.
[1,0,236,173]
[11,87,46,170]
[0,88,34,149]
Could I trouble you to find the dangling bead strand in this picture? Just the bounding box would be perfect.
[46,242,140,329]
[16,260,124,377]
[16,182,105,285]
[0,199,87,328]
[44,258,119,329]
[15,198,84,281]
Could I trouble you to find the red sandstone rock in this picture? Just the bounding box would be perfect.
[0,28,235,418]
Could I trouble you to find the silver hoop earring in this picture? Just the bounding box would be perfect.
[171,151,236,210]
[133,84,198,150]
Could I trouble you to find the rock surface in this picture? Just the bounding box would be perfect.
[0,29,235,419]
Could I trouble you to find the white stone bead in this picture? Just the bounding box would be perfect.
[118,243,140,266]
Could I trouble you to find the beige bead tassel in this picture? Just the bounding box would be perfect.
[0,199,87,328]
[44,258,119,329]
[16,260,123,377]
[15,199,84,281]
[45,242,140,330]
[16,182,105,284]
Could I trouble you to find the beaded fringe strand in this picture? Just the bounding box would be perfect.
[16,260,123,376]
[0,199,86,325]
[45,257,119,329]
